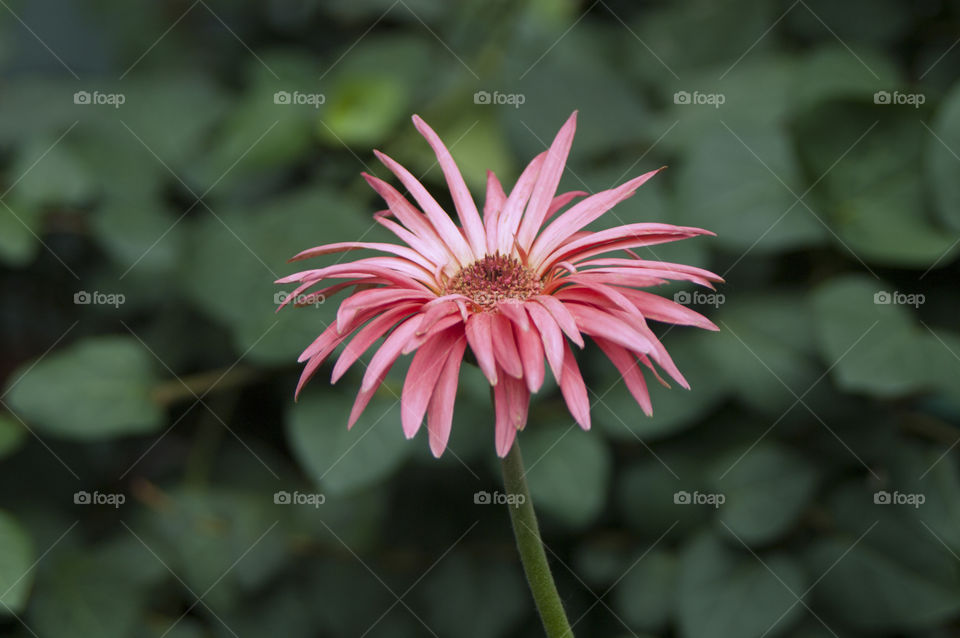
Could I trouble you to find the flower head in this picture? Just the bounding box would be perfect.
[278,112,722,457]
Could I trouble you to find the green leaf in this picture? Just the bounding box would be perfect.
[0,201,41,266]
[0,511,34,615]
[613,549,677,632]
[180,187,379,364]
[5,336,164,439]
[713,443,819,545]
[520,424,611,529]
[811,275,960,396]
[676,125,823,253]
[418,553,527,638]
[287,391,411,496]
[796,106,956,267]
[703,293,820,414]
[30,543,159,638]
[678,532,806,638]
[927,81,960,231]
[0,415,26,459]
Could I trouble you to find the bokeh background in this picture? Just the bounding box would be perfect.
[1,0,960,636]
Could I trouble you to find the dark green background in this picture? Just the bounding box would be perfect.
[1,0,960,636]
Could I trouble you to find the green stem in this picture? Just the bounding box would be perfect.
[501,441,575,638]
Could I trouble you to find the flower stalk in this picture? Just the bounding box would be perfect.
[501,441,574,638]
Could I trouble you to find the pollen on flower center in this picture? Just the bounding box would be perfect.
[445,255,542,311]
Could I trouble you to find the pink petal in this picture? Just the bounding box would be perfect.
[617,288,719,330]
[563,302,655,356]
[525,302,565,383]
[533,295,585,347]
[560,342,591,430]
[361,315,424,392]
[593,337,652,416]
[529,168,662,266]
[401,328,462,438]
[496,152,547,254]
[494,372,518,457]
[374,150,475,266]
[289,241,435,271]
[538,224,714,275]
[427,337,468,457]
[337,288,431,333]
[516,111,578,250]
[465,313,498,385]
[332,304,421,383]
[484,170,507,253]
[513,318,545,393]
[491,313,524,379]
[497,300,530,332]
[412,115,487,257]
[546,190,588,220]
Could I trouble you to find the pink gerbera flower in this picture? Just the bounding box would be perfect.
[278,112,721,458]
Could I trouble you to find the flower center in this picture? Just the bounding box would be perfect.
[445,255,541,311]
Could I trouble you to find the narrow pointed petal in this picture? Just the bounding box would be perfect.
[401,328,461,438]
[529,168,663,265]
[545,190,588,220]
[374,150,475,265]
[427,337,467,457]
[514,319,546,393]
[559,342,591,430]
[361,316,424,392]
[533,295,585,347]
[526,302,565,383]
[496,152,546,254]
[332,304,421,383]
[484,170,507,254]
[516,111,578,250]
[494,373,518,457]
[593,337,652,416]
[465,313,498,384]
[491,314,524,379]
[412,115,487,257]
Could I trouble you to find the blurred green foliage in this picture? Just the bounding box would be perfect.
[1,0,960,636]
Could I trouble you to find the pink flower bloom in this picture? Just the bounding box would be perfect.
[279,112,721,457]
